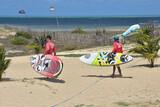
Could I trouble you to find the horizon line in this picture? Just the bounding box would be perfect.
[0,15,160,18]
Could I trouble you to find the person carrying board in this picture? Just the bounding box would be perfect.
[44,35,56,56]
[111,35,123,77]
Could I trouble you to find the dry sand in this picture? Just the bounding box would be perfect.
[0,27,16,38]
[0,50,160,107]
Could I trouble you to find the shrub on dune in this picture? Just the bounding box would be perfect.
[71,27,87,34]
[11,36,29,45]
[15,31,32,39]
[27,35,46,54]
[0,46,11,81]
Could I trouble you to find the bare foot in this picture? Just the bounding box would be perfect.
[110,74,115,78]
[119,74,123,77]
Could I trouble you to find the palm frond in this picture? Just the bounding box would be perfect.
[129,28,160,67]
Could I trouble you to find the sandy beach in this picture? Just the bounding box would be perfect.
[0,0,160,106]
[0,48,160,107]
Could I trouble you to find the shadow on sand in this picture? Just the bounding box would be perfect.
[0,78,17,82]
[34,77,65,83]
[82,75,133,79]
[128,64,160,68]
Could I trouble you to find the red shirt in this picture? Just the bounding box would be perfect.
[112,41,123,53]
[44,41,56,56]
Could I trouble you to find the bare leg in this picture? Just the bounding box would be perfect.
[112,65,116,77]
[117,65,122,77]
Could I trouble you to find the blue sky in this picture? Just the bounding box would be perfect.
[0,0,160,17]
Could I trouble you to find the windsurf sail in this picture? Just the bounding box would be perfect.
[49,1,59,28]
[50,6,55,11]
[18,9,26,14]
[122,24,141,37]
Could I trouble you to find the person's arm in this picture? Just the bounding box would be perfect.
[120,43,123,53]
[53,47,56,56]
[44,43,50,55]
[112,42,117,53]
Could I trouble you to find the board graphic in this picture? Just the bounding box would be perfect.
[30,54,63,78]
[80,52,133,66]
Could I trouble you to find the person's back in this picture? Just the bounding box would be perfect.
[44,35,56,56]
[112,41,123,53]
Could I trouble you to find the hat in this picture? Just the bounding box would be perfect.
[112,35,119,41]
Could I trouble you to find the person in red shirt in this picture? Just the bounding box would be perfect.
[111,35,123,77]
[44,35,56,56]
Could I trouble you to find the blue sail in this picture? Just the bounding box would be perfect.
[122,24,140,37]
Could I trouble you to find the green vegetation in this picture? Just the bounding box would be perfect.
[10,31,32,45]
[129,28,160,67]
[27,35,46,54]
[114,100,160,107]
[11,36,29,45]
[34,35,46,48]
[0,46,11,81]
[15,31,32,39]
[26,43,41,54]
[72,27,87,34]
[114,102,131,106]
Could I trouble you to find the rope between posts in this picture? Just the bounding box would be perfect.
[51,78,104,107]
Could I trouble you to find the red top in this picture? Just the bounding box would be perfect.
[112,41,123,53]
[44,41,56,56]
